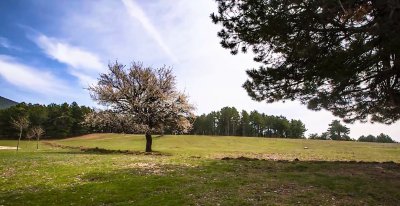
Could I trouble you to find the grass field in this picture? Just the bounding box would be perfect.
[1,134,400,205]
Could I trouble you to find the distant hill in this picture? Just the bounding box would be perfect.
[0,96,18,109]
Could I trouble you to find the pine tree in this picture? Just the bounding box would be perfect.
[211,0,400,123]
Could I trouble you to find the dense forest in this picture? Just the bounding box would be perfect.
[0,102,92,139]
[0,103,397,143]
[358,134,396,143]
[191,107,307,138]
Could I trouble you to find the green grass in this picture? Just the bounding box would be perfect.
[56,134,400,162]
[1,134,400,205]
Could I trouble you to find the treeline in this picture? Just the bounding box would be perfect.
[0,102,92,139]
[308,120,352,141]
[191,106,306,138]
[308,120,396,143]
[358,134,396,143]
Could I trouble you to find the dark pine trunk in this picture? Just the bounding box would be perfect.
[145,131,152,152]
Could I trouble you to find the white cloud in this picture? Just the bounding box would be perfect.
[0,37,12,49]
[68,70,98,86]
[121,0,178,63]
[33,0,400,141]
[0,55,70,95]
[35,34,103,72]
[33,34,104,86]
[0,36,22,51]
[116,0,400,140]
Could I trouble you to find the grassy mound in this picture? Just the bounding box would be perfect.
[0,134,399,205]
[54,133,400,162]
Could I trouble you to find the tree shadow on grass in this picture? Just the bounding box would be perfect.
[42,141,172,156]
[1,158,400,205]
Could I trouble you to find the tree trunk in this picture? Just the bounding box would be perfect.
[36,137,39,150]
[145,131,152,152]
[16,129,22,152]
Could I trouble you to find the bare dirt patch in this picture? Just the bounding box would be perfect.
[1,167,16,178]
[67,133,107,140]
[42,141,168,156]
[122,162,195,175]
[217,153,296,161]
[0,146,17,150]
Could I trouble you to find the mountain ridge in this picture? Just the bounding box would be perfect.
[0,96,18,109]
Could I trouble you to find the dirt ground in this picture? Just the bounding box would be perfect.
[0,146,17,150]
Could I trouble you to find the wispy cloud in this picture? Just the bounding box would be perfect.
[0,37,12,49]
[0,36,23,51]
[0,55,70,95]
[121,0,178,63]
[4,0,397,140]
[32,34,103,85]
[34,34,103,72]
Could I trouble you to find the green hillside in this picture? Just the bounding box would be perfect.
[55,134,400,162]
[1,134,399,205]
[0,96,18,109]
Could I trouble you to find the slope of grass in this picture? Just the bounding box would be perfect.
[55,134,400,162]
[1,134,399,205]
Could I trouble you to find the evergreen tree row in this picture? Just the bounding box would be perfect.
[358,134,396,143]
[309,120,352,141]
[191,107,307,138]
[308,120,396,143]
[0,102,92,139]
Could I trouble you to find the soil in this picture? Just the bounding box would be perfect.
[0,146,17,150]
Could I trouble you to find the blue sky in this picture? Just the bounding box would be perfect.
[0,0,399,140]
